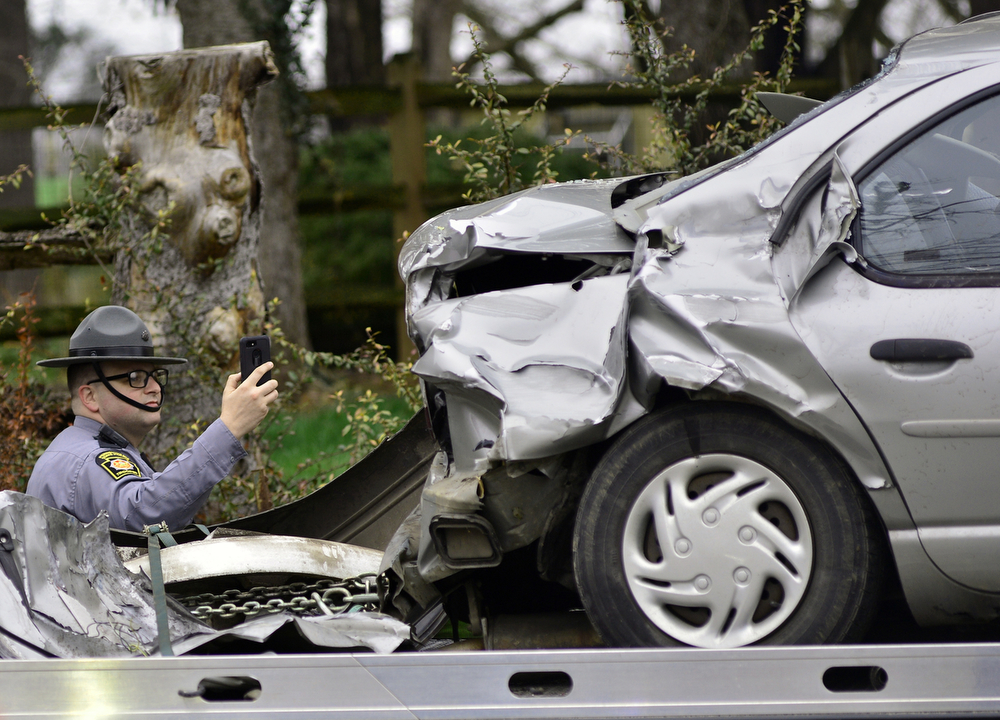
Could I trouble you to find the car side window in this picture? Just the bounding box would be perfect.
[858,95,1000,278]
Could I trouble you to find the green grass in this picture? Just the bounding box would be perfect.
[262,393,417,500]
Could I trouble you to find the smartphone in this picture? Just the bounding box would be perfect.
[239,335,271,387]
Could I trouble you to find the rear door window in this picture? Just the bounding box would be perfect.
[857,95,1000,280]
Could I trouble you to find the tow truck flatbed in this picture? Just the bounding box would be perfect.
[4,642,1000,719]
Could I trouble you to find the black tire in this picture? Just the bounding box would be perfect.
[572,402,884,648]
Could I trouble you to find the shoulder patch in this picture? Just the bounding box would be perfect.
[95,450,141,481]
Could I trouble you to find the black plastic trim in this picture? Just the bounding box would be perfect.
[769,160,834,247]
[849,247,1000,289]
[870,339,973,362]
[429,514,503,569]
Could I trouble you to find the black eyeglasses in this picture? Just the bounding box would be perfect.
[87,368,169,389]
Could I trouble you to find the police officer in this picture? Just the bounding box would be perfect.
[27,305,278,532]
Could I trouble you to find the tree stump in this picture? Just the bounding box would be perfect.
[101,42,278,504]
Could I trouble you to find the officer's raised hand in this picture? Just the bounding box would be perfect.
[220,362,279,438]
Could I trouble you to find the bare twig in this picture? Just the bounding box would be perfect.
[458,0,586,79]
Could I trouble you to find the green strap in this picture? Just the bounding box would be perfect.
[145,523,174,656]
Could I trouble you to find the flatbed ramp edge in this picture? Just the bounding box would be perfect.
[2,643,1000,719]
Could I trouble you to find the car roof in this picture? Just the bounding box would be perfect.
[616,13,1000,229]
[895,12,1000,72]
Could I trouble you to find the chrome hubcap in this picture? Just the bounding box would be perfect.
[622,454,813,648]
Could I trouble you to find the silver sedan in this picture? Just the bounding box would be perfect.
[392,14,1000,648]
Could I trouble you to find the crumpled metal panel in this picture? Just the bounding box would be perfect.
[388,16,1000,594]
[398,27,975,481]
[411,273,645,467]
[398,179,633,282]
[399,147,821,472]
[771,157,859,302]
[0,491,209,658]
[0,492,410,658]
[416,451,483,581]
[173,612,411,656]
[627,153,889,490]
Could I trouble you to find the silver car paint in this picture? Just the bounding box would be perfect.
[397,16,1000,623]
[793,60,1000,594]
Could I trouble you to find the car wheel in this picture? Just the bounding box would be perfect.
[573,402,884,648]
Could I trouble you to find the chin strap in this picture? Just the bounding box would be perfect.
[93,363,163,412]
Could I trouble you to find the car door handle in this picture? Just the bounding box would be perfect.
[870,339,974,362]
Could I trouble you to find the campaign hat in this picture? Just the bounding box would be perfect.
[37,305,187,368]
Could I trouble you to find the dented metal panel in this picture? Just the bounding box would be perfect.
[0,493,410,659]
[0,492,210,658]
[411,273,643,467]
[786,62,1000,597]
[398,179,634,281]
[399,58,944,477]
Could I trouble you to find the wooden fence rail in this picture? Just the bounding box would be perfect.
[0,73,839,342]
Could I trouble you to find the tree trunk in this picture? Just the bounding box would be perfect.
[326,0,384,86]
[174,0,312,349]
[815,0,891,89]
[742,0,803,76]
[658,0,752,81]
[325,0,385,131]
[652,0,753,155]
[970,0,1000,16]
[412,0,462,82]
[102,43,278,464]
[0,0,34,208]
[0,0,37,305]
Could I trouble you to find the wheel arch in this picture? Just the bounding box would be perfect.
[574,400,886,644]
[642,385,907,530]
[636,392,875,495]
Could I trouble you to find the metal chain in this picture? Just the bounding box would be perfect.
[174,573,381,621]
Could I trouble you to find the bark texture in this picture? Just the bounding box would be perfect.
[0,0,34,208]
[326,0,385,86]
[815,0,891,90]
[102,42,278,458]
[658,0,752,81]
[742,0,801,76]
[175,0,312,349]
[412,0,462,82]
[970,1,1000,17]
[325,0,386,131]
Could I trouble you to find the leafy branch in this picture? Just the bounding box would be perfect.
[601,0,806,176]
[428,25,580,203]
[20,56,155,289]
[0,294,69,492]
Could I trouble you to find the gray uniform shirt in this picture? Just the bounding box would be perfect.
[26,415,247,532]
